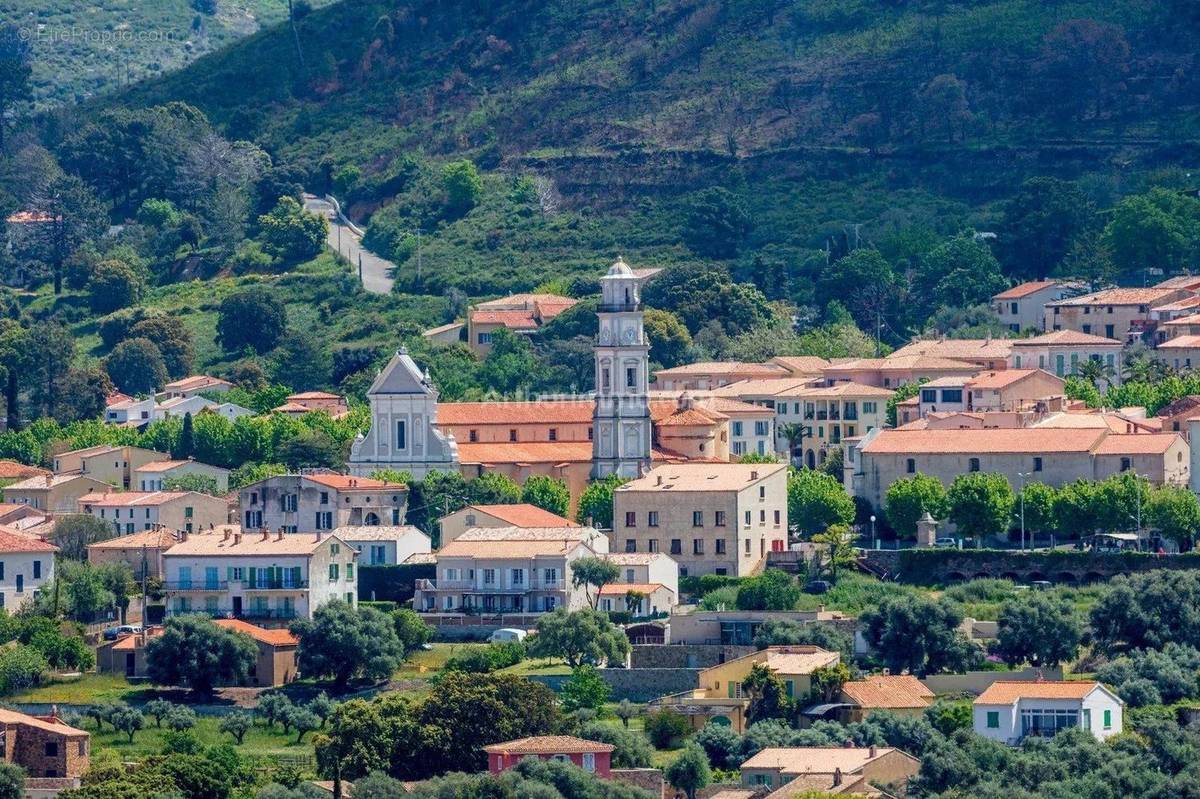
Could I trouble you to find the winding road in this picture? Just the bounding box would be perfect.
[303,194,396,295]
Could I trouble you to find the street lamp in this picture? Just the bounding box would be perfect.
[870,515,877,550]
[1017,472,1031,551]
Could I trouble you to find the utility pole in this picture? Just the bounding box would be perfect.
[1017,472,1030,551]
[358,253,363,283]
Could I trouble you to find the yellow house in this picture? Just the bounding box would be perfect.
[648,646,839,732]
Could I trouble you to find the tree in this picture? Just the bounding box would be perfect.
[257,693,295,729]
[1000,177,1093,280]
[392,609,434,656]
[1019,481,1058,538]
[110,707,145,742]
[643,709,691,749]
[25,174,108,295]
[258,196,327,264]
[528,608,630,667]
[105,338,167,395]
[561,665,611,712]
[993,594,1082,667]
[217,288,288,354]
[89,259,145,314]
[308,693,338,727]
[288,706,322,742]
[54,367,113,424]
[644,309,694,368]
[681,187,753,259]
[0,24,32,150]
[1038,18,1130,120]
[145,698,174,727]
[817,249,899,336]
[947,473,1015,539]
[290,601,405,686]
[165,705,197,731]
[521,475,571,518]
[51,514,114,561]
[1148,485,1200,550]
[1091,571,1200,653]
[742,663,793,724]
[641,263,771,336]
[614,698,638,729]
[570,556,621,609]
[735,570,800,611]
[216,710,251,744]
[919,233,1007,313]
[0,762,23,799]
[787,468,856,536]
[145,614,256,694]
[666,743,712,799]
[1102,188,1198,276]
[129,315,194,378]
[467,471,522,505]
[812,524,858,583]
[576,475,629,528]
[860,594,983,676]
[885,475,949,539]
[442,160,482,218]
[271,329,332,392]
[810,662,852,703]
[752,620,855,660]
[579,722,653,768]
[917,74,972,142]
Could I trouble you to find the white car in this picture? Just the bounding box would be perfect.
[488,628,528,643]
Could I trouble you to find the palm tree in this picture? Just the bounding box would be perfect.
[779,422,807,465]
[1073,358,1113,388]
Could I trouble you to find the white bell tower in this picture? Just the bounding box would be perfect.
[592,258,651,479]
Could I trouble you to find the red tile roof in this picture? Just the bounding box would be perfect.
[975,680,1105,703]
[214,618,299,646]
[0,460,48,480]
[994,281,1061,300]
[1012,330,1123,346]
[483,736,614,755]
[471,310,539,329]
[466,504,579,528]
[840,675,934,709]
[0,525,57,553]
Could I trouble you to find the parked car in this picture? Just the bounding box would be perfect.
[102,624,142,641]
[935,537,958,548]
[804,580,831,595]
[488,628,528,643]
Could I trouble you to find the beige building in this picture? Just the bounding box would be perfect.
[1045,287,1184,341]
[1010,330,1124,388]
[134,459,230,493]
[161,374,233,399]
[80,491,230,535]
[653,357,830,391]
[4,474,111,513]
[612,463,787,577]
[992,281,1081,333]
[741,746,919,797]
[887,338,1014,371]
[440,503,579,544]
[821,354,982,389]
[1156,335,1200,371]
[52,445,169,490]
[850,427,1189,512]
[965,369,1066,412]
[598,552,680,615]
[467,294,578,356]
[774,383,893,469]
[86,526,178,580]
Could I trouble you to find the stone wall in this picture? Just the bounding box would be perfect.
[863,548,1200,585]
[921,666,1063,696]
[598,668,701,702]
[630,645,755,669]
[611,768,666,799]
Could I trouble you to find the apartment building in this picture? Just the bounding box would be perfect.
[52,445,168,489]
[991,281,1080,333]
[917,370,1065,418]
[0,527,56,611]
[1044,287,1185,340]
[162,527,358,621]
[887,338,1014,371]
[775,383,892,469]
[653,361,794,391]
[333,525,431,565]
[80,491,230,535]
[612,463,787,577]
[597,552,679,615]
[849,427,1189,511]
[134,458,231,493]
[1010,330,1124,388]
[238,473,408,533]
[821,354,981,388]
[86,526,177,580]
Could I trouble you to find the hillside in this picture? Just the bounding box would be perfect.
[2,0,334,106]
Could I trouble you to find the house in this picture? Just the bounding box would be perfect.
[740,746,919,797]
[484,736,614,777]
[1158,395,1200,438]
[440,503,579,544]
[79,491,230,536]
[653,362,793,391]
[805,675,934,724]
[333,525,431,566]
[597,552,679,615]
[4,474,112,513]
[161,375,233,399]
[649,646,840,732]
[611,463,788,578]
[134,459,231,493]
[0,460,49,487]
[416,534,600,614]
[274,391,349,418]
[850,427,1189,516]
[993,281,1081,332]
[887,338,1014,371]
[52,445,169,489]
[1160,312,1200,339]
[161,527,358,621]
[820,354,982,389]
[0,707,89,786]
[0,526,57,612]
[466,294,578,356]
[963,369,1066,412]
[104,396,156,426]
[210,402,257,421]
[769,383,893,469]
[348,348,461,480]
[1010,330,1124,388]
[422,321,466,344]
[156,395,219,421]
[1044,287,1185,341]
[86,526,178,580]
[238,473,408,533]
[973,680,1123,744]
[1155,335,1200,372]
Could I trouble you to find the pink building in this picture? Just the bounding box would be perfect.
[483,736,614,777]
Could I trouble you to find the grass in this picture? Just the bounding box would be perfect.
[8,672,145,704]
[87,714,312,760]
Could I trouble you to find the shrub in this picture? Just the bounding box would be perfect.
[644,708,691,749]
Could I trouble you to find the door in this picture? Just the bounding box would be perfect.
[232,596,243,617]
[124,652,135,677]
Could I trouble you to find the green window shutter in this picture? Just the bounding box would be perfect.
[986,711,999,729]
[1103,710,1111,729]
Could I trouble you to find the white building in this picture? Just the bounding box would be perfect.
[593,258,652,479]
[105,397,156,426]
[599,552,679,615]
[238,473,407,533]
[334,525,431,566]
[162,527,358,621]
[973,681,1123,744]
[992,281,1080,333]
[0,527,56,612]
[348,348,460,478]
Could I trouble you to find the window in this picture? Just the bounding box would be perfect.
[346,564,354,581]
[692,511,704,527]
[315,512,333,529]
[648,539,659,552]
[469,429,478,442]
[906,458,916,474]
[1120,457,1132,472]
[625,569,635,582]
[582,753,595,772]
[32,560,40,579]
[625,539,636,553]
[549,428,557,441]
[396,420,407,450]
[331,543,340,555]
[477,332,492,345]
[648,511,659,527]
[281,494,298,513]
[969,457,980,472]
[986,711,999,729]
[1082,324,1091,334]
[625,511,636,527]
[509,429,518,442]
[941,389,963,403]
[920,389,937,403]
[743,511,751,528]
[715,539,726,554]
[544,568,557,584]
[45,741,58,757]
[759,486,766,499]
[732,421,744,436]
[1033,456,1043,472]
[1103,709,1112,729]
[483,569,495,584]
[692,539,704,555]
[329,564,339,581]
[774,510,781,525]
[320,491,329,505]
[511,569,525,585]
[863,401,877,414]
[626,367,637,387]
[670,539,682,555]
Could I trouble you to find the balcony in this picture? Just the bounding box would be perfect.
[417,580,565,593]
[164,581,227,591]
[169,607,298,621]
[243,580,309,591]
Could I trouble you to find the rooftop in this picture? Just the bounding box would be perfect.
[459,503,579,528]
[741,746,902,775]
[164,529,343,556]
[1156,334,1200,349]
[303,474,406,491]
[86,527,178,550]
[455,525,600,543]
[889,338,1015,361]
[0,525,57,553]
[332,525,429,542]
[993,280,1061,300]
[136,459,222,474]
[165,375,233,391]
[7,474,106,491]
[840,675,934,709]
[482,735,614,755]
[0,708,87,736]
[780,382,896,399]
[604,552,671,565]
[653,361,790,378]
[975,680,1106,704]
[436,538,588,559]
[79,491,196,507]
[1011,329,1124,346]
[862,427,1105,454]
[213,618,299,646]
[617,463,787,493]
[1048,287,1177,306]
[0,460,48,480]
[967,369,1061,390]
[767,356,831,374]
[598,582,668,595]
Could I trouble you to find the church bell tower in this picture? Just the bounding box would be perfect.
[592,258,652,479]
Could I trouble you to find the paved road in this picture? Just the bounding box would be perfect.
[303,194,396,294]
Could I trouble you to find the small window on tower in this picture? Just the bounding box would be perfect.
[626,367,636,387]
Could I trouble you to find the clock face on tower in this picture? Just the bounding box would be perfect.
[622,326,637,344]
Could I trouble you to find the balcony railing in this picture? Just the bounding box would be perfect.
[417,580,566,593]
[164,581,227,591]
[171,607,298,620]
[244,580,309,590]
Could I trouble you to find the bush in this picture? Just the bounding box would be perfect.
[644,708,690,749]
[0,645,47,694]
[579,722,654,767]
[444,642,525,674]
[694,721,743,769]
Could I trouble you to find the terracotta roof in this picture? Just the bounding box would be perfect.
[1050,287,1177,306]
[423,322,464,337]
[79,491,193,507]
[1157,396,1200,418]
[165,529,344,556]
[455,526,599,543]
[0,525,56,553]
[164,375,232,391]
[707,377,819,397]
[214,618,299,646]
[87,528,178,550]
[1162,312,1200,326]
[967,369,1061,390]
[272,402,313,413]
[862,428,1105,454]
[975,680,1107,704]
[889,339,1014,361]
[741,746,902,774]
[438,400,592,425]
[136,460,204,474]
[653,362,790,378]
[475,294,578,310]
[458,441,593,464]
[763,647,842,674]
[288,391,344,401]
[780,382,895,399]
[304,474,405,490]
[471,310,539,328]
[0,460,48,480]
[700,397,775,416]
[617,463,786,493]
[1151,296,1200,312]
[1012,330,1123,346]
[920,376,970,388]
[993,281,1061,300]
[598,582,667,595]
[0,709,86,736]
[105,391,133,407]
[333,525,428,542]
[1157,335,1200,349]
[436,538,589,558]
[768,356,831,374]
[483,735,614,755]
[6,211,58,224]
[656,407,724,427]
[841,675,934,709]
[462,504,579,528]
[1156,275,1200,290]
[1093,433,1182,455]
[7,474,106,491]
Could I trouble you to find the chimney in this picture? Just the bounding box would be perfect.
[750,470,758,480]
[181,530,189,542]
[261,529,269,541]
[233,532,242,545]
[223,529,231,541]
[833,768,843,787]
[276,530,284,541]
[656,475,663,486]
[315,531,323,543]
[843,739,854,749]
[869,745,877,758]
